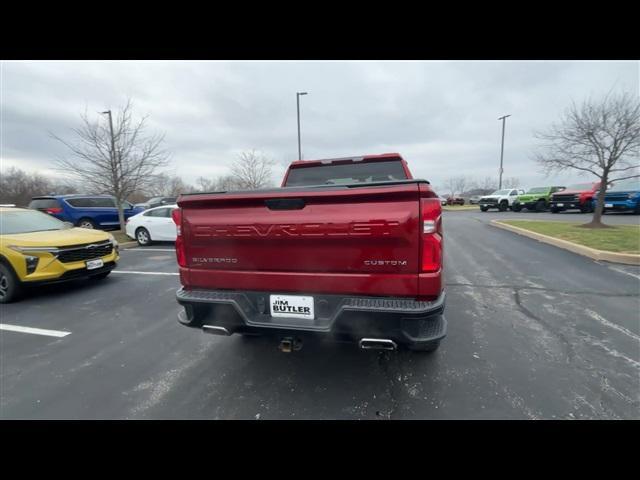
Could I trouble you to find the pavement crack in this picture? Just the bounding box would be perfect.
[513,289,576,362]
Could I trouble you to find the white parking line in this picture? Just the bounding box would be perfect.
[112,270,179,276]
[121,249,175,252]
[0,323,71,338]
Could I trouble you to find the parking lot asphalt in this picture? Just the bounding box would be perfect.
[1,213,638,419]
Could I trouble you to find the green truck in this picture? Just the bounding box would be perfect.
[511,186,566,212]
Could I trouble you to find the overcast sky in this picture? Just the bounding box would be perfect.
[1,60,638,192]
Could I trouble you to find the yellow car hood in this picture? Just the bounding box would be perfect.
[1,228,112,248]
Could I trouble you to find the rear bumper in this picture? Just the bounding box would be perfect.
[176,288,446,347]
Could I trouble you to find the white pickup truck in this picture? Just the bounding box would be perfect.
[479,188,525,212]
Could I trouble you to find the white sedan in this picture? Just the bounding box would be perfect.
[125,204,178,246]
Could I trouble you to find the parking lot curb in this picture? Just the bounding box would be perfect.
[490,220,640,266]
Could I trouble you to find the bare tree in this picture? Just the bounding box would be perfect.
[147,173,193,197]
[470,176,498,193]
[0,167,78,206]
[51,100,170,230]
[444,176,469,198]
[502,176,521,188]
[230,150,275,190]
[196,176,216,192]
[534,91,640,228]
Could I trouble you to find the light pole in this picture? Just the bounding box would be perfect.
[497,114,511,189]
[101,110,118,173]
[296,92,308,160]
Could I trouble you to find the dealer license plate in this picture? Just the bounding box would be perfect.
[86,258,104,270]
[270,294,315,320]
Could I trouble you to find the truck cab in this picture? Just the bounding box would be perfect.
[478,188,524,212]
[173,153,446,352]
[550,182,600,213]
[512,186,565,212]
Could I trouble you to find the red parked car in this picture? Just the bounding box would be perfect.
[549,182,601,213]
[172,153,446,352]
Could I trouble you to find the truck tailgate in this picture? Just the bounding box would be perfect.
[178,183,423,297]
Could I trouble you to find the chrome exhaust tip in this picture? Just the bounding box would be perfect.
[202,325,231,336]
[359,338,397,351]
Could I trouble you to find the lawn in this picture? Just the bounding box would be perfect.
[501,220,640,254]
[111,230,134,244]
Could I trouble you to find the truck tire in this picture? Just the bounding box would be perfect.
[535,200,547,212]
[498,201,508,212]
[0,263,22,304]
[511,204,522,212]
[407,340,440,353]
[480,206,489,212]
[550,206,560,213]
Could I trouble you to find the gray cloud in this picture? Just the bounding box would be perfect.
[1,60,638,192]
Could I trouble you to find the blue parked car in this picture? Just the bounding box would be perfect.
[592,180,640,214]
[28,195,144,229]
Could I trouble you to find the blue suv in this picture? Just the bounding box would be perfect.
[593,180,640,214]
[28,195,144,229]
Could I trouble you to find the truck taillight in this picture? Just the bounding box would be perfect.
[421,199,442,272]
[171,208,186,267]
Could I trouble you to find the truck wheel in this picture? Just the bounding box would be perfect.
[135,227,152,246]
[511,204,522,212]
[480,206,488,212]
[498,201,508,212]
[407,340,440,353]
[550,206,559,213]
[77,218,96,229]
[0,263,22,304]
[535,200,547,212]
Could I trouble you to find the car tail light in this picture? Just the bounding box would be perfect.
[46,207,63,214]
[421,198,443,272]
[171,208,186,267]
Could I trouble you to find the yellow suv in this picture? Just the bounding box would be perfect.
[0,207,119,303]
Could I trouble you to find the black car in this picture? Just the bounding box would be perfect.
[134,197,177,211]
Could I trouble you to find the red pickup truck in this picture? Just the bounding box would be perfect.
[173,153,446,352]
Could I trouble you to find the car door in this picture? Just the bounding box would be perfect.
[143,207,174,240]
[156,207,177,241]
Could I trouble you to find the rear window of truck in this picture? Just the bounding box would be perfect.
[284,160,408,187]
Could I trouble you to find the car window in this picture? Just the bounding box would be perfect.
[122,201,133,210]
[285,160,408,187]
[28,198,61,209]
[92,197,116,207]
[511,190,517,195]
[65,197,92,207]
[144,208,170,217]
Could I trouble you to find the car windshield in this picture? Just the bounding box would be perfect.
[491,190,511,195]
[608,180,640,192]
[565,183,594,190]
[0,209,68,235]
[526,187,548,194]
